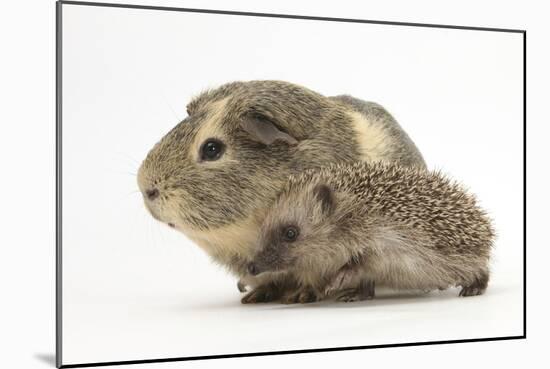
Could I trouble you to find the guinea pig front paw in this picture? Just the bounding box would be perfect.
[241,284,281,304]
[280,287,321,304]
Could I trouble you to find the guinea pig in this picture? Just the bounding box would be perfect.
[137,80,427,303]
[247,162,494,303]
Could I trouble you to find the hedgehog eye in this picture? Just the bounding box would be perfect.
[282,226,299,242]
[200,139,225,161]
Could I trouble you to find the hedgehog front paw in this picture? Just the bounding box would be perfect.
[241,284,281,304]
[237,280,248,293]
[281,287,321,304]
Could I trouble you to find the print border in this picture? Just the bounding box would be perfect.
[55,1,527,367]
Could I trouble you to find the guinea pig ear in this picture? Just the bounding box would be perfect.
[313,184,334,215]
[240,114,298,146]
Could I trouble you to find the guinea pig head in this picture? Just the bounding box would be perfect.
[137,81,320,233]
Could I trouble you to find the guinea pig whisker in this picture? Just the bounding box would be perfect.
[114,151,141,166]
[155,217,166,246]
[159,90,182,122]
[149,217,161,250]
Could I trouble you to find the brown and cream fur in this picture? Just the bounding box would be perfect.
[137,80,426,302]
[249,162,495,303]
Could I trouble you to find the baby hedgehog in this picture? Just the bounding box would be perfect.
[247,162,495,304]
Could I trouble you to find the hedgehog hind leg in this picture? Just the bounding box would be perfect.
[359,279,376,300]
[335,279,375,302]
[459,271,489,297]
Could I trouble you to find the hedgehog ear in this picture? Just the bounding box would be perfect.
[313,184,334,216]
[240,113,298,146]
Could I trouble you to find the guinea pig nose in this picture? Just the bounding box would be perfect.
[145,188,160,201]
[247,263,260,276]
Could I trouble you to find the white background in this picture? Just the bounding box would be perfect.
[0,1,547,369]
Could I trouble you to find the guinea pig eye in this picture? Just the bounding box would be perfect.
[282,226,299,242]
[200,139,225,161]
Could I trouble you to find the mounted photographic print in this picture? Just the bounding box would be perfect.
[56,1,526,367]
